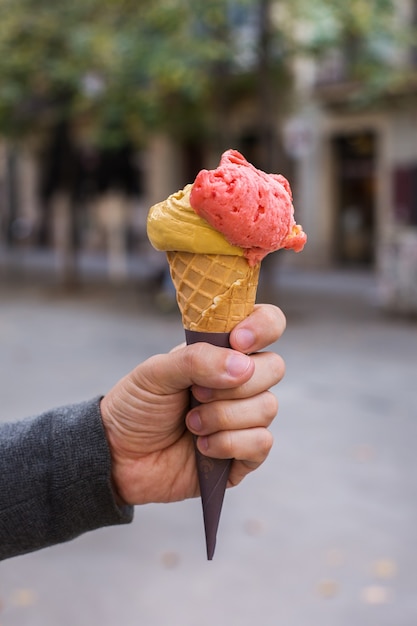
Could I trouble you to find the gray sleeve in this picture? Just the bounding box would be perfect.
[0,397,134,561]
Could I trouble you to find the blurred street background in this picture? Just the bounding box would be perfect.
[0,263,416,626]
[1,0,417,624]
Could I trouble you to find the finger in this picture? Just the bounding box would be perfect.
[227,458,268,488]
[133,342,255,395]
[196,427,274,467]
[191,351,285,403]
[186,391,278,436]
[169,342,186,352]
[230,304,286,354]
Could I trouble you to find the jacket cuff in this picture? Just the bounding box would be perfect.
[0,397,134,560]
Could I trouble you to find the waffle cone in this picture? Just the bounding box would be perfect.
[166,251,260,332]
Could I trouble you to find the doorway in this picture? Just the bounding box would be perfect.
[332,132,377,266]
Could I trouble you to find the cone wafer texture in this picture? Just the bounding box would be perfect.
[167,251,260,332]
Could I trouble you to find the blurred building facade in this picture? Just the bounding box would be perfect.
[1,1,417,311]
[285,0,417,312]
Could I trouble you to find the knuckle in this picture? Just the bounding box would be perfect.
[185,342,215,380]
[271,352,286,381]
[258,352,285,386]
[277,307,287,334]
[227,430,235,456]
[258,429,274,458]
[208,402,229,433]
[207,430,232,458]
[263,304,287,337]
[199,402,232,438]
[262,391,279,420]
[187,342,205,367]
[220,430,238,458]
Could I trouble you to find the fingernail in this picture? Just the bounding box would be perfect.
[199,436,209,452]
[187,410,202,432]
[234,328,255,352]
[226,352,251,377]
[193,386,213,402]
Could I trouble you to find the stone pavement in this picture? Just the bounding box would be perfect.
[0,266,416,626]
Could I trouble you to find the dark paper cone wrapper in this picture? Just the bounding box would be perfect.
[185,329,232,560]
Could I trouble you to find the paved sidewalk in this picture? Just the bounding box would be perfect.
[0,268,416,626]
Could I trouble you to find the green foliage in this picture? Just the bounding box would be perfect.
[0,0,237,143]
[0,0,412,145]
[296,0,413,89]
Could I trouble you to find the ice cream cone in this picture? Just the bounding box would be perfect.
[167,250,260,559]
[166,251,260,332]
[147,150,306,559]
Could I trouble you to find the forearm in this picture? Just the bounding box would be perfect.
[0,397,133,561]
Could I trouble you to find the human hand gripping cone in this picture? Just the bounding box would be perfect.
[147,149,307,558]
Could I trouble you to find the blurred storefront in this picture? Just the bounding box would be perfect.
[288,39,417,313]
[0,130,207,288]
[2,102,417,312]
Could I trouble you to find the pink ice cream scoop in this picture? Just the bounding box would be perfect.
[190,149,307,266]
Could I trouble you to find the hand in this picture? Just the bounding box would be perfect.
[100,304,286,506]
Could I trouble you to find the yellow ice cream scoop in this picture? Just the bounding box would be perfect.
[147,184,243,257]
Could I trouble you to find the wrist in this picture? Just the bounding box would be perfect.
[111,477,129,508]
[100,395,129,507]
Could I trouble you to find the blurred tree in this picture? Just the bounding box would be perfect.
[0,0,239,146]
[297,0,416,99]
[0,0,411,148]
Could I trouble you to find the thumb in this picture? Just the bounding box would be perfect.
[133,343,254,395]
